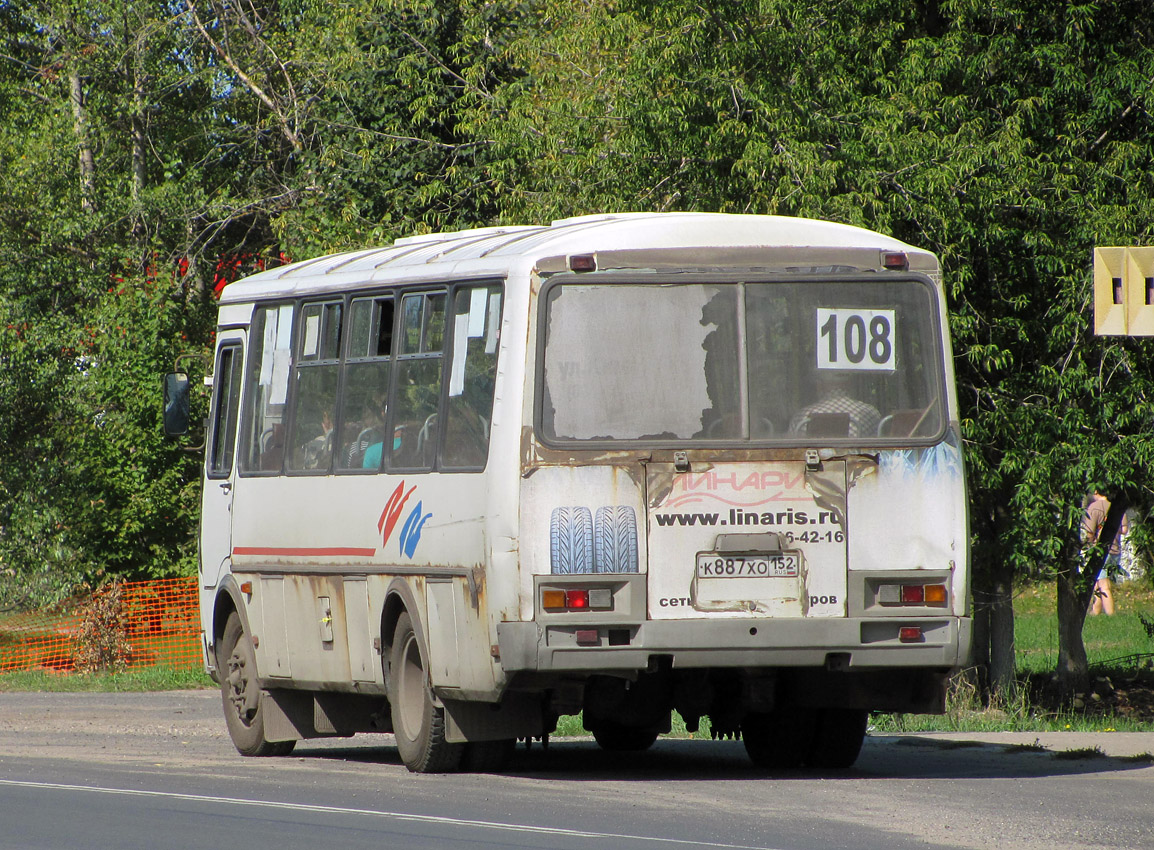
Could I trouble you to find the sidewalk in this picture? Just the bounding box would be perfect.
[876,730,1154,759]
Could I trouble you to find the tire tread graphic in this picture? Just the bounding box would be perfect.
[550,506,594,574]
[593,505,639,574]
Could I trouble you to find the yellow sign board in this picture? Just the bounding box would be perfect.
[1093,246,1154,336]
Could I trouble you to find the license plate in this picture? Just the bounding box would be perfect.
[696,552,800,578]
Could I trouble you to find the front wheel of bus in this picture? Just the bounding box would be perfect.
[218,612,295,757]
[388,611,463,773]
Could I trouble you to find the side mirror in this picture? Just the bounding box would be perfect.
[163,372,191,436]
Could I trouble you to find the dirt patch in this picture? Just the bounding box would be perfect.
[1025,664,1154,724]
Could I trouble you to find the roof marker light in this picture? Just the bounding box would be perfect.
[569,254,597,272]
[881,251,909,271]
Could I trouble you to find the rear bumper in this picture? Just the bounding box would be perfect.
[497,615,972,673]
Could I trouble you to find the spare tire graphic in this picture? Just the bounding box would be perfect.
[550,506,594,574]
[594,506,638,574]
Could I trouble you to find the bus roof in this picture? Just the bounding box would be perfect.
[218,212,936,303]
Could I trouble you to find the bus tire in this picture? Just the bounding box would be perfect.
[550,506,594,574]
[591,721,659,752]
[807,708,868,769]
[741,707,816,769]
[594,506,638,573]
[218,612,295,757]
[388,611,463,773]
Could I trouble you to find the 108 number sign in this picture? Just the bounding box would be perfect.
[816,308,896,371]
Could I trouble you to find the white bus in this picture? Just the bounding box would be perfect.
[165,212,970,772]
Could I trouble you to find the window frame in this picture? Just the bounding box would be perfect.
[237,302,296,477]
[235,278,505,479]
[206,341,245,480]
[283,298,344,475]
[533,270,948,451]
[336,293,397,474]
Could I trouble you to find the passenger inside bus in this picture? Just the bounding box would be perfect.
[345,395,387,469]
[788,372,881,437]
[299,409,334,469]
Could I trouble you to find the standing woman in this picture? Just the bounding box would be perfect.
[1082,489,1128,616]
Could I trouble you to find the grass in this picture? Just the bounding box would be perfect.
[873,577,1154,733]
[1014,579,1154,674]
[1053,746,1107,760]
[0,665,213,693]
[554,711,718,739]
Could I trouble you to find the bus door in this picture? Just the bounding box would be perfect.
[201,331,246,596]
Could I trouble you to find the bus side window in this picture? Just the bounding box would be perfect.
[389,291,446,470]
[442,285,502,469]
[338,296,394,471]
[208,344,244,477]
[287,301,342,473]
[239,304,294,473]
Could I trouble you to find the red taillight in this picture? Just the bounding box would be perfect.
[900,585,925,605]
[899,626,924,643]
[565,589,589,609]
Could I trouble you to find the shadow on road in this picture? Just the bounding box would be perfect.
[294,733,1154,782]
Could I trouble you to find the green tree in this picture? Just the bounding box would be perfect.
[0,0,527,605]
[474,0,1154,695]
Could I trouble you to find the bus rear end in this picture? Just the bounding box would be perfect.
[499,257,969,768]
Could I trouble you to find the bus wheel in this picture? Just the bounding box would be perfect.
[218,612,295,757]
[388,611,463,773]
[741,707,816,769]
[590,721,660,752]
[808,708,868,769]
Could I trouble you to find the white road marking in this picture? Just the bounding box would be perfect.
[0,778,780,849]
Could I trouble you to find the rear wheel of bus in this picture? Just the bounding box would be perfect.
[218,612,295,757]
[741,706,867,770]
[808,708,868,769]
[388,611,464,773]
[741,706,816,769]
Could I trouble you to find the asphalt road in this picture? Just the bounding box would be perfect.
[1,690,1153,850]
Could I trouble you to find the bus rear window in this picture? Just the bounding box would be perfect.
[538,277,945,445]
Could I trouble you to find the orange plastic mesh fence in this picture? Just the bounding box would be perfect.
[0,577,201,674]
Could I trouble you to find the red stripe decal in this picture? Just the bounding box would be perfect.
[232,547,377,557]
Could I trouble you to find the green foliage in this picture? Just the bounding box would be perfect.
[471,0,1154,688]
[0,272,208,607]
[4,0,1154,695]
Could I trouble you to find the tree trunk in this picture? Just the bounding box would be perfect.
[969,587,990,697]
[130,43,147,243]
[969,498,1015,702]
[1055,559,1090,697]
[68,69,97,214]
[987,560,1016,697]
